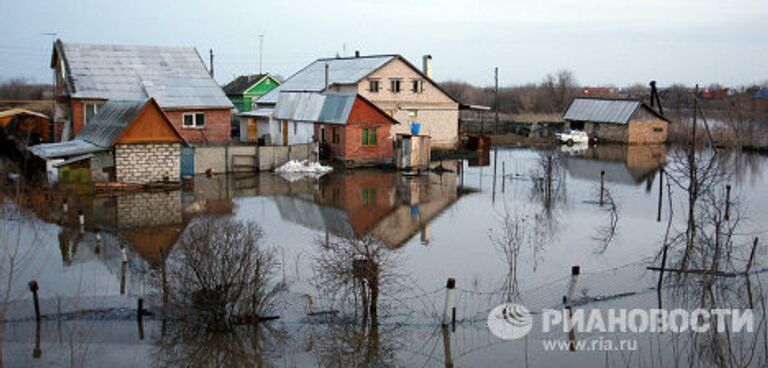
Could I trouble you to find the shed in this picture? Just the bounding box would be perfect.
[0,109,51,144]
[563,98,671,144]
[30,98,186,183]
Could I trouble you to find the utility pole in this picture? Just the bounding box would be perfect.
[494,67,499,125]
[258,34,264,74]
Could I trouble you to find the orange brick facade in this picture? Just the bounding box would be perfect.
[314,97,395,166]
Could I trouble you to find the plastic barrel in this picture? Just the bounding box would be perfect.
[411,122,421,135]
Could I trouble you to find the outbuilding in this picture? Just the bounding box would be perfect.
[30,98,186,184]
[273,91,399,167]
[563,98,670,144]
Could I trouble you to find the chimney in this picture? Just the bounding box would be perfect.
[422,55,433,79]
[324,63,329,90]
[209,49,214,78]
[355,50,360,58]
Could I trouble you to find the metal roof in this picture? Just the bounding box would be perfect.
[222,74,268,95]
[273,92,356,125]
[238,107,274,118]
[76,100,147,147]
[257,55,396,104]
[563,98,642,125]
[29,139,104,159]
[56,40,233,109]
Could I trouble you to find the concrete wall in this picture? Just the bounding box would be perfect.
[257,142,318,171]
[356,58,459,149]
[90,151,114,182]
[194,145,258,174]
[115,143,180,183]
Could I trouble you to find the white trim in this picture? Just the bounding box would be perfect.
[182,112,206,129]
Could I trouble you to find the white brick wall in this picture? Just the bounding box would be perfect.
[115,143,181,183]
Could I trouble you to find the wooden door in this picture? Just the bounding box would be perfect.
[282,120,288,145]
[247,118,257,142]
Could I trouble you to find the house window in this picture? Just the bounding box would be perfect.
[653,127,664,132]
[390,79,402,93]
[362,127,377,146]
[411,79,423,93]
[332,127,340,144]
[183,113,205,128]
[369,79,380,93]
[361,187,377,206]
[84,103,99,126]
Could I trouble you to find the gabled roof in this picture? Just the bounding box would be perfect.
[30,98,185,160]
[257,54,458,105]
[222,74,268,95]
[274,92,399,125]
[52,39,233,109]
[563,98,669,125]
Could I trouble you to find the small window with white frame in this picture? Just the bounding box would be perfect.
[183,112,205,128]
[84,103,99,126]
[369,79,380,93]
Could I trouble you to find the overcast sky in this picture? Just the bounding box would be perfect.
[1,0,766,88]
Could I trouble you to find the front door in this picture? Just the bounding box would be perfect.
[282,120,288,146]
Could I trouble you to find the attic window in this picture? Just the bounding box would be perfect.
[390,79,402,93]
[411,79,423,93]
[183,113,205,128]
[84,103,99,126]
[369,79,380,93]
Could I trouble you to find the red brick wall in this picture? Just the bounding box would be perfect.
[317,97,394,165]
[71,99,84,136]
[164,109,231,143]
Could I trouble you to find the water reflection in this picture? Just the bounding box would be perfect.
[563,144,667,187]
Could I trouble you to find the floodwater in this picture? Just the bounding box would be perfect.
[2,144,768,367]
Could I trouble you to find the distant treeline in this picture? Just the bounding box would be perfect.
[442,71,768,116]
[0,79,52,100]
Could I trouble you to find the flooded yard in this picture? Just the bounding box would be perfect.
[2,144,768,367]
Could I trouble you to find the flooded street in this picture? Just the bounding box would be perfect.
[2,145,768,367]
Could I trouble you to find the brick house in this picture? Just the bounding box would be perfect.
[272,91,398,167]
[563,98,671,144]
[50,39,233,144]
[30,98,186,184]
[255,54,459,149]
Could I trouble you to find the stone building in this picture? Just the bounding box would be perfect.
[563,98,671,144]
[254,53,459,149]
[30,98,186,184]
[50,39,233,144]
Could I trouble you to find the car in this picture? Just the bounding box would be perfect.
[555,130,589,145]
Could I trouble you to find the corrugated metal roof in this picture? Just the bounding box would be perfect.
[29,139,104,159]
[257,55,395,104]
[273,92,356,125]
[59,41,233,109]
[76,100,147,147]
[563,98,641,125]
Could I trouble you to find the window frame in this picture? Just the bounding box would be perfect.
[411,79,423,93]
[389,79,402,93]
[182,112,206,129]
[83,103,99,126]
[369,79,380,93]
[332,127,340,144]
[361,127,377,146]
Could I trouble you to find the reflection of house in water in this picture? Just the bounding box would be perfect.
[273,161,471,247]
[563,144,667,186]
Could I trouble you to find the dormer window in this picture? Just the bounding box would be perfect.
[84,103,99,126]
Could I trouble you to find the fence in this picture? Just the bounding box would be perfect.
[256,142,318,171]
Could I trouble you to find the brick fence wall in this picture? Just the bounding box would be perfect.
[115,143,180,183]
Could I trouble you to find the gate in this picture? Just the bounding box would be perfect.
[180,146,195,176]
